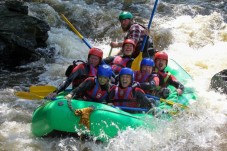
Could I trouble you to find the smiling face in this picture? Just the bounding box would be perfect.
[141,65,153,74]
[98,76,109,85]
[155,58,167,71]
[123,43,134,56]
[88,55,100,67]
[120,74,132,88]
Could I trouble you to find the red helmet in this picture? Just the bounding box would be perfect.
[88,48,103,59]
[123,39,136,48]
[154,51,168,61]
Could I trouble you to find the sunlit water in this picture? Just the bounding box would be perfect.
[0,0,226,150]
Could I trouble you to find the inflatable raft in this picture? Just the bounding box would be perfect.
[31,59,196,142]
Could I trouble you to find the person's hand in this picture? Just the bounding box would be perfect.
[46,92,57,99]
[149,98,160,107]
[132,82,140,88]
[176,89,183,95]
[65,94,72,100]
[110,42,119,48]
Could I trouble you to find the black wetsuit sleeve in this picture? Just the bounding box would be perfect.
[102,56,115,65]
[69,78,95,97]
[139,76,157,90]
[169,78,184,91]
[126,59,133,68]
[55,68,84,94]
[106,87,115,103]
[135,89,152,108]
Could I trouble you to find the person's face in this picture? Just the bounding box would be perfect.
[155,59,167,70]
[120,19,131,32]
[141,65,153,74]
[88,55,100,67]
[123,43,134,56]
[98,76,109,85]
[120,74,131,88]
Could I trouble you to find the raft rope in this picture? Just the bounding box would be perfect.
[67,99,75,112]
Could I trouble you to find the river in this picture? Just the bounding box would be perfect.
[0,0,226,150]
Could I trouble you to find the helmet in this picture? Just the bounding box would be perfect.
[123,39,136,48]
[97,64,113,78]
[119,11,133,20]
[141,58,155,67]
[119,67,134,82]
[154,51,168,61]
[88,48,103,59]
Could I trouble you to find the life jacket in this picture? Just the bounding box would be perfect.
[112,86,138,108]
[154,68,171,90]
[134,71,159,94]
[83,78,108,102]
[65,60,86,77]
[71,63,97,88]
[111,56,131,74]
[134,71,150,83]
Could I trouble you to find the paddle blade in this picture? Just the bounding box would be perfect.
[30,85,56,96]
[131,52,143,71]
[15,92,43,100]
[160,98,189,109]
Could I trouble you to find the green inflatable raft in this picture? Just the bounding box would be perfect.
[31,59,196,142]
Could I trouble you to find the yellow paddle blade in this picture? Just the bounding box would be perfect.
[160,98,189,109]
[15,92,43,100]
[131,52,143,71]
[30,85,56,92]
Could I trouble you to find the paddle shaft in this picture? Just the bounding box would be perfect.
[140,0,158,52]
[108,47,113,57]
[61,14,92,49]
[146,94,189,109]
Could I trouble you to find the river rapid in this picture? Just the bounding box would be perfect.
[0,0,227,150]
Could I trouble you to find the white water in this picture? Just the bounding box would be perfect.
[0,0,227,150]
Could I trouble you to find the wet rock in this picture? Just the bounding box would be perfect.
[210,69,227,94]
[0,1,50,67]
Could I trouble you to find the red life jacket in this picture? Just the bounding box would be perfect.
[134,70,159,94]
[134,71,150,83]
[111,56,130,74]
[72,63,97,88]
[83,78,107,102]
[112,86,138,108]
[154,68,171,90]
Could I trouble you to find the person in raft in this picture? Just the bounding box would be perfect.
[153,51,184,99]
[46,48,103,99]
[110,11,155,58]
[134,57,160,98]
[103,39,135,75]
[65,64,113,103]
[107,67,155,112]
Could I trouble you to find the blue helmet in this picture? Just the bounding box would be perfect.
[97,64,113,78]
[119,67,134,82]
[140,58,155,67]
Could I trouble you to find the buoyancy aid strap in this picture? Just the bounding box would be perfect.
[89,65,96,76]
[91,78,98,98]
[141,74,150,82]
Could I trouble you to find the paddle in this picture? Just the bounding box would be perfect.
[146,94,189,109]
[61,14,92,49]
[131,0,159,71]
[15,92,44,100]
[14,85,57,100]
[29,85,56,96]
[108,47,113,57]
